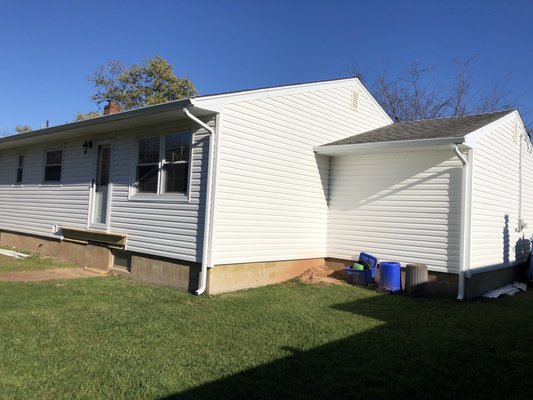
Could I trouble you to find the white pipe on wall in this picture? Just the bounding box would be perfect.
[453,144,471,301]
[183,108,215,296]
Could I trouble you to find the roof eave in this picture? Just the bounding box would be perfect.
[314,136,468,156]
[0,98,194,146]
[0,98,219,150]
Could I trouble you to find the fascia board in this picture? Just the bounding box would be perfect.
[193,77,359,108]
[354,78,394,124]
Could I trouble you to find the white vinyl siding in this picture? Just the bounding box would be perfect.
[212,81,391,265]
[110,118,212,263]
[0,117,213,264]
[327,150,463,273]
[0,141,90,237]
[469,117,533,271]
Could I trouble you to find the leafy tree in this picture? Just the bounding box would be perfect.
[15,125,32,134]
[88,55,197,111]
[75,111,101,121]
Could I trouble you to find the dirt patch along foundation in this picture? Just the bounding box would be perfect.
[298,265,345,285]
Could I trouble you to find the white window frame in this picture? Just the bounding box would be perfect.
[135,136,161,194]
[42,149,63,185]
[129,132,192,202]
[14,154,24,186]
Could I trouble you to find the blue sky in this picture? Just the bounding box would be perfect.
[1,0,532,133]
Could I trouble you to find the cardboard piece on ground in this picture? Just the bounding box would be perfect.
[0,249,30,259]
[483,282,527,298]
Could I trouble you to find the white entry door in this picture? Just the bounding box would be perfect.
[89,144,112,228]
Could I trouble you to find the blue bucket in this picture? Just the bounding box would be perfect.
[379,262,402,293]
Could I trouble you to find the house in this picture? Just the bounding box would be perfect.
[0,77,530,299]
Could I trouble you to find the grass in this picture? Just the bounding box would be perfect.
[0,247,78,273]
[0,277,532,399]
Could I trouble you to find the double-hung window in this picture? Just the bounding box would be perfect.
[135,133,191,196]
[44,150,63,182]
[136,137,160,193]
[162,134,190,193]
[15,155,24,184]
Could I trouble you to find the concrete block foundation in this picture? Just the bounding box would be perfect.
[1,230,527,298]
[0,231,112,270]
[464,263,528,299]
[207,258,326,295]
[130,254,201,292]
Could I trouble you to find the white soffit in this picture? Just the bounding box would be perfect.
[314,137,468,156]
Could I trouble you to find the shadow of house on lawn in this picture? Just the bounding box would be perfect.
[159,293,533,400]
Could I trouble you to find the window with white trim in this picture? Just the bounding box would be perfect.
[135,133,191,195]
[44,150,63,182]
[15,155,24,184]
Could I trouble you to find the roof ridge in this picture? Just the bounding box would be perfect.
[395,109,516,125]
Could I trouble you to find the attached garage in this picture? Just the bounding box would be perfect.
[316,109,532,299]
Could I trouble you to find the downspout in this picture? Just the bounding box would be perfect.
[206,113,223,270]
[183,108,215,295]
[453,144,472,301]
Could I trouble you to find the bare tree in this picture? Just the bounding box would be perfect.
[359,59,521,124]
[475,74,513,114]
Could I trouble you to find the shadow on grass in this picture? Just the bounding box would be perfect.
[160,292,533,400]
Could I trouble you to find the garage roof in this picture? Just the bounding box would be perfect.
[323,109,515,147]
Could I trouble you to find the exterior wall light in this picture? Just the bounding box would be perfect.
[83,140,93,155]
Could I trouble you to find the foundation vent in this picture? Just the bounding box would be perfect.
[112,249,131,271]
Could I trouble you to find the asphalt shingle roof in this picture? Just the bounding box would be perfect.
[325,110,515,146]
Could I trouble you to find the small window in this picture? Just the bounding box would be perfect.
[136,137,160,193]
[162,134,190,193]
[16,155,24,184]
[44,150,63,182]
[134,133,191,196]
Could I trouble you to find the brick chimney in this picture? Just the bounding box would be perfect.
[103,100,121,115]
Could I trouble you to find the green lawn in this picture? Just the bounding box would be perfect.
[0,248,78,273]
[0,277,532,399]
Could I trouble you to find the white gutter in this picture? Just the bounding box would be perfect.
[454,144,473,301]
[0,99,193,150]
[183,108,215,295]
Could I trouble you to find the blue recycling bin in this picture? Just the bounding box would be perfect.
[378,262,402,293]
[344,252,379,286]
